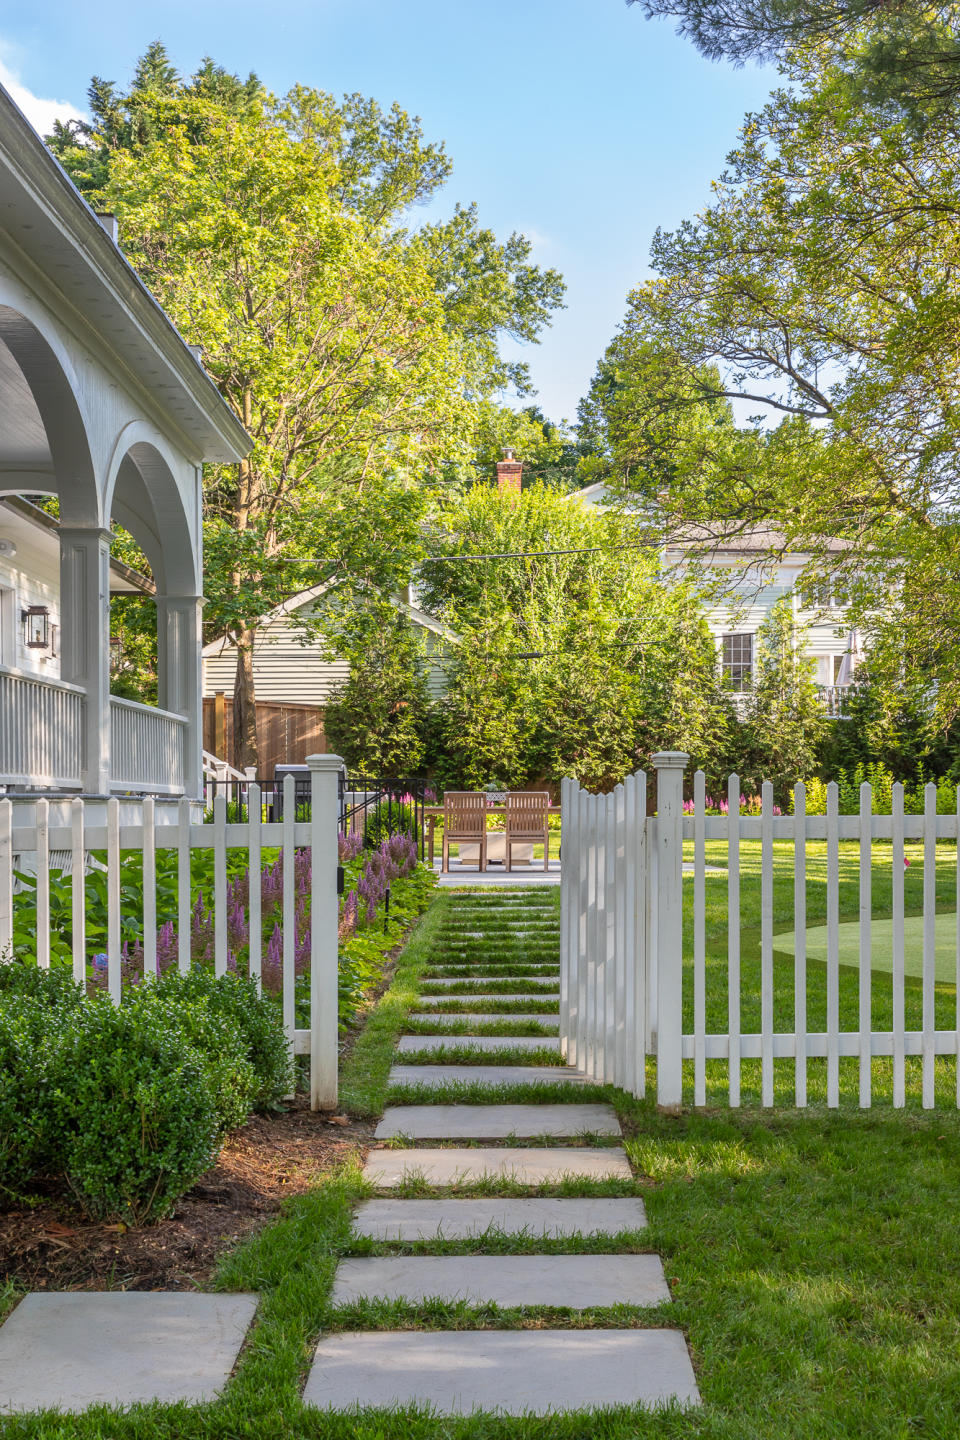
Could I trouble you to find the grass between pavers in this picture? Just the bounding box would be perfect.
[403,1017,560,1037]
[11,886,960,1436]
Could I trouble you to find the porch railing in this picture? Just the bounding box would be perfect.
[0,665,85,787]
[109,697,187,794]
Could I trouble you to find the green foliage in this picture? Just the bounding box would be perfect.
[149,968,293,1112]
[323,607,432,776]
[420,482,731,789]
[363,802,419,848]
[48,46,564,766]
[798,763,958,817]
[0,961,291,1223]
[52,994,220,1223]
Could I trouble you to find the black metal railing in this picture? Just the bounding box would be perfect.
[339,775,427,861]
[203,767,427,858]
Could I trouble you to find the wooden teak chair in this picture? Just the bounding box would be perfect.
[441,792,488,873]
[505,790,551,871]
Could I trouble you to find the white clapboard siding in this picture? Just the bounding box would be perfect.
[0,759,343,1112]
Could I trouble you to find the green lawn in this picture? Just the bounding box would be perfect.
[775,909,960,983]
[680,840,960,1107]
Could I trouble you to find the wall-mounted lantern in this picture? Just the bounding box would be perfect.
[21,604,50,650]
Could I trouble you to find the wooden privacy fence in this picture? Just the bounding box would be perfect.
[560,752,960,1111]
[0,754,344,1111]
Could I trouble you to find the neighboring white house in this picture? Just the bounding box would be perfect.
[0,82,249,808]
[573,482,858,710]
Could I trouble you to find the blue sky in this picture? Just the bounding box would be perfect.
[0,0,775,424]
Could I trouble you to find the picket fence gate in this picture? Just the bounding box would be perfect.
[0,753,343,1111]
[560,752,960,1111]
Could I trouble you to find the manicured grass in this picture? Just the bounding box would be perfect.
[775,908,959,982]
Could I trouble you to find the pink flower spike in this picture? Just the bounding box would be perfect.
[904,857,911,868]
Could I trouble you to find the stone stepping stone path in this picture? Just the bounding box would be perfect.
[375,1102,618,1139]
[307,889,700,1415]
[0,1292,256,1413]
[352,1196,649,1239]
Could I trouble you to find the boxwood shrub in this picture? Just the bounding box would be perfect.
[0,960,291,1224]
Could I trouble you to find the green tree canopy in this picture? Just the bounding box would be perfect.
[49,46,564,766]
[421,482,731,789]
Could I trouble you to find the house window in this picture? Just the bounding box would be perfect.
[722,633,753,692]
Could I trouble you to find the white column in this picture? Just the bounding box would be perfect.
[308,752,344,1111]
[59,526,111,794]
[652,750,688,1112]
[156,595,204,798]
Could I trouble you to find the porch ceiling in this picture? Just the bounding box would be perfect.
[0,334,51,478]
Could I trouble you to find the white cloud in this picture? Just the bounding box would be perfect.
[0,52,85,136]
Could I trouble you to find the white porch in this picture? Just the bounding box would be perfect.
[0,84,249,800]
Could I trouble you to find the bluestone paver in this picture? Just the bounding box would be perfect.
[388,1064,586,1089]
[375,1102,618,1139]
[304,1329,700,1413]
[0,1292,257,1412]
[406,1012,559,1029]
[330,1254,671,1308]
[395,1034,561,1054]
[363,1146,632,1187]
[351,1196,648,1239]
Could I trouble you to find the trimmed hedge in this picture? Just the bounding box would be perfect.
[0,964,292,1224]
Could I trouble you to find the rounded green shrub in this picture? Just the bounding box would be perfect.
[149,968,292,1111]
[50,993,219,1225]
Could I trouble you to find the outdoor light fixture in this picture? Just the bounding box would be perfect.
[21,604,50,650]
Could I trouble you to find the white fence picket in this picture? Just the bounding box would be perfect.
[728,774,741,1108]
[143,795,156,982]
[248,783,262,993]
[614,782,627,1089]
[177,795,191,975]
[0,798,11,961]
[70,798,85,985]
[35,798,49,971]
[923,781,936,1108]
[693,768,706,1107]
[282,774,297,1083]
[793,782,807,1108]
[826,781,840,1108]
[761,780,774,1107]
[213,794,228,978]
[859,783,872,1108]
[892,783,906,1108]
[107,796,121,1006]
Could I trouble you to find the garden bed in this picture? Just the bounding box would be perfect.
[0,1099,375,1294]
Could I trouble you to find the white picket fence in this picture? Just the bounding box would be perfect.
[560,752,960,1111]
[0,754,343,1110]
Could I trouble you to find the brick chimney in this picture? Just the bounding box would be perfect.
[496,447,522,495]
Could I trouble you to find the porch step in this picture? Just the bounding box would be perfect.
[303,1329,700,1414]
[329,1253,671,1309]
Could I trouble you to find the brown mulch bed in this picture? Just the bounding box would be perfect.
[0,1101,375,1293]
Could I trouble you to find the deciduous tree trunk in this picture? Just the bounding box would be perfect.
[233,630,259,771]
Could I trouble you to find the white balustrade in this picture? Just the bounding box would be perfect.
[0,665,85,787]
[109,696,187,794]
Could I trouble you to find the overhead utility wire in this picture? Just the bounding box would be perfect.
[273,539,660,565]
